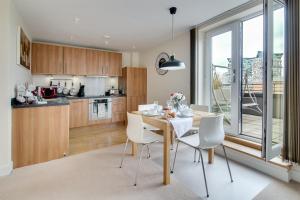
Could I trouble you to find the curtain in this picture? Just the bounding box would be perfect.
[283,0,300,163]
[190,28,197,104]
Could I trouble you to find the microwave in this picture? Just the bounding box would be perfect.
[41,87,57,99]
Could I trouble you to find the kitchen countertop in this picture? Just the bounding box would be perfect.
[11,98,70,109]
[66,94,126,100]
[11,95,126,109]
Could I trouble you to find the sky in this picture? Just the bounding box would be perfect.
[212,7,285,67]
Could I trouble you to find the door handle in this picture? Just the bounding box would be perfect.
[232,69,236,83]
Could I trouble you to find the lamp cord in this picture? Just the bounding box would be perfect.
[172,13,174,41]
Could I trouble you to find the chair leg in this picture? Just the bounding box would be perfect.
[194,148,197,162]
[171,141,179,174]
[222,144,233,182]
[199,148,209,198]
[146,145,151,159]
[198,149,201,163]
[134,144,146,186]
[120,138,129,168]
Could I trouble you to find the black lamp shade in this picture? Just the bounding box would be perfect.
[160,55,185,70]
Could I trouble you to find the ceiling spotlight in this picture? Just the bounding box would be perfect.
[104,35,111,39]
[74,17,80,24]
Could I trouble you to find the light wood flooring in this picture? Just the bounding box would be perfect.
[69,123,127,155]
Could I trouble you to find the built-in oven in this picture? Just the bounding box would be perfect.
[89,98,112,121]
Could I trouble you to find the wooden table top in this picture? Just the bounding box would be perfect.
[132,110,216,124]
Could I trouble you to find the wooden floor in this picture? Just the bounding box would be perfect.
[69,123,127,155]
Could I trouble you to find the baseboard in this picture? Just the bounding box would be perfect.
[0,161,13,176]
[290,165,300,183]
[214,146,290,182]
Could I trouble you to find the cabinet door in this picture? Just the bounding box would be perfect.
[112,97,126,122]
[86,49,100,75]
[69,100,89,128]
[32,43,64,74]
[112,113,125,123]
[12,106,69,168]
[64,47,86,75]
[109,52,122,76]
[126,68,147,96]
[99,51,110,76]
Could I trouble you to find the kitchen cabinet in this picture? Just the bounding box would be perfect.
[119,67,147,112]
[86,49,100,75]
[109,52,122,76]
[12,105,69,168]
[112,97,126,122]
[31,43,122,76]
[31,43,64,74]
[69,99,89,128]
[99,51,110,76]
[63,47,86,75]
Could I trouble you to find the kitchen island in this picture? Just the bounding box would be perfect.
[12,100,69,168]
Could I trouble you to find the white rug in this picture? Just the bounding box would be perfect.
[0,145,199,200]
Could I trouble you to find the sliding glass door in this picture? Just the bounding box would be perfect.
[264,0,286,160]
[206,23,240,135]
[204,0,286,160]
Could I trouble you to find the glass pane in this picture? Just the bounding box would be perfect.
[211,31,232,129]
[241,15,264,139]
[272,5,285,145]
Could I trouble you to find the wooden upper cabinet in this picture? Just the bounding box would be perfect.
[86,49,100,75]
[63,47,86,75]
[31,43,64,74]
[109,52,122,76]
[31,43,122,76]
[99,51,110,76]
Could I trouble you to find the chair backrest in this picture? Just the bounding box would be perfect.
[190,104,209,112]
[126,112,144,143]
[198,115,225,149]
[138,104,156,111]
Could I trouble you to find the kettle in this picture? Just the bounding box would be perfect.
[78,83,85,97]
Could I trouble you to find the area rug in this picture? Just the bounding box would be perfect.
[0,145,199,200]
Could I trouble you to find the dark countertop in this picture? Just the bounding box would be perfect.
[11,95,126,109]
[11,98,70,109]
[66,94,126,100]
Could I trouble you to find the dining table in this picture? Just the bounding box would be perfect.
[131,110,216,185]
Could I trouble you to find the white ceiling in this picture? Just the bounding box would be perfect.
[13,0,249,51]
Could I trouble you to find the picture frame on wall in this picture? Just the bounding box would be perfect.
[17,26,31,70]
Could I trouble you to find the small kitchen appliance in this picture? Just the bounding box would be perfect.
[40,87,57,99]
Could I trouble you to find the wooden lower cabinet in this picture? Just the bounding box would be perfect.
[69,99,89,128]
[112,97,126,122]
[12,105,69,168]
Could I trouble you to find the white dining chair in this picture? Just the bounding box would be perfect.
[120,112,163,186]
[171,114,233,198]
[138,104,160,131]
[189,104,209,160]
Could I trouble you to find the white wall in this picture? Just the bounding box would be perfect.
[0,1,32,176]
[122,51,140,67]
[0,0,13,176]
[139,32,190,105]
[9,2,32,98]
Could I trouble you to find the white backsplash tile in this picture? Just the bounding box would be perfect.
[32,75,119,96]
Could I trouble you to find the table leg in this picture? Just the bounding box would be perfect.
[131,141,137,156]
[163,124,171,185]
[208,148,214,164]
